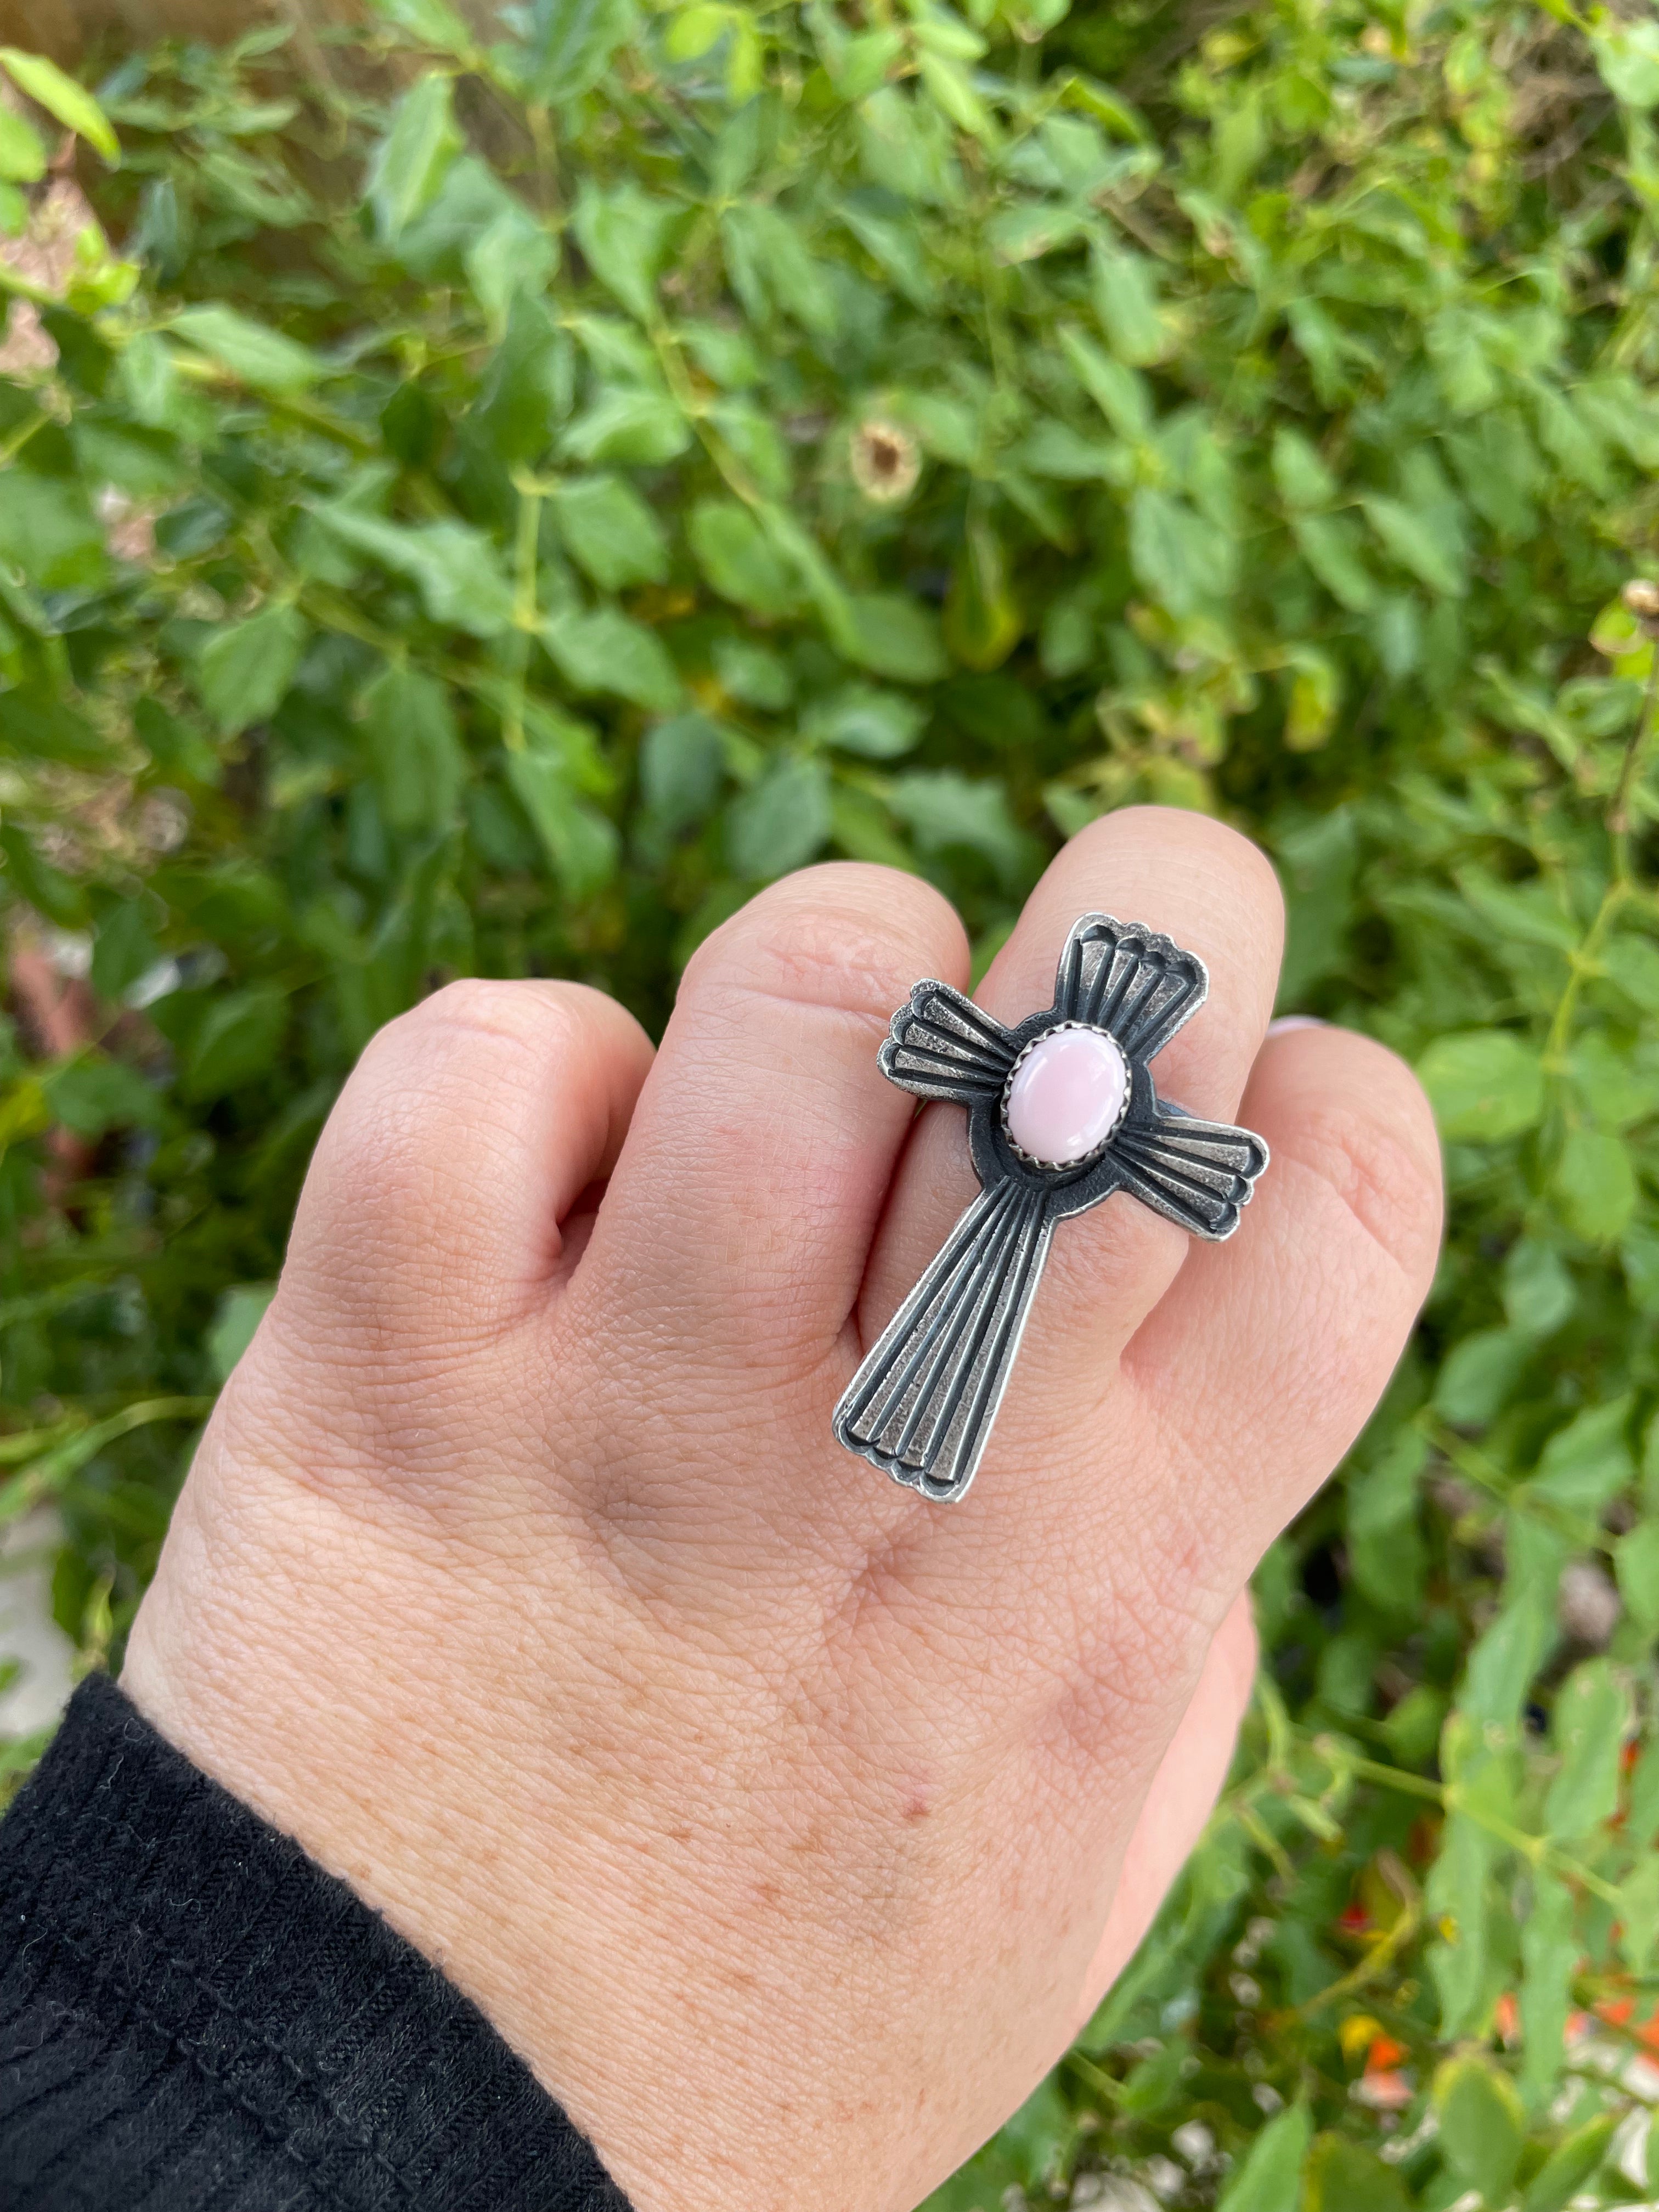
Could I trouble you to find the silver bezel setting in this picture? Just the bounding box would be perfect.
[999,1020,1131,1172]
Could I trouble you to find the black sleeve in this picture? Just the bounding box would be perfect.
[0,1672,630,2212]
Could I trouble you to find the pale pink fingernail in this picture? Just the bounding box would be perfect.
[1267,1015,1325,1036]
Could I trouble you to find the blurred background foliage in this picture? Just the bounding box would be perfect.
[1,0,1658,2204]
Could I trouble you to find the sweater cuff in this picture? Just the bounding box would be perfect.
[0,1671,629,2212]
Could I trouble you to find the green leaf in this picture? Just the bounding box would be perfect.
[1346,1430,1426,1612]
[1283,646,1340,752]
[712,636,792,709]
[542,605,683,712]
[1630,1740,1659,1849]
[0,48,119,162]
[572,180,674,323]
[464,201,558,328]
[207,1283,275,1385]
[1618,1853,1659,1973]
[944,522,1022,673]
[1519,1870,1576,2098]
[1301,2134,1407,2212]
[845,595,950,683]
[726,753,831,878]
[1291,512,1376,612]
[1462,1517,1562,1733]
[1520,2114,1617,2212]
[802,684,926,759]
[1543,1659,1628,1837]
[0,472,108,590]
[986,202,1087,263]
[169,304,322,393]
[1593,19,1659,109]
[0,105,46,183]
[195,605,308,736]
[1503,1238,1576,1337]
[182,985,289,1100]
[360,663,467,832]
[721,202,837,333]
[1416,1030,1543,1141]
[503,741,618,897]
[524,0,634,101]
[1602,933,1659,1012]
[1272,428,1336,510]
[367,74,461,243]
[1426,1805,1498,2036]
[1362,493,1466,596]
[889,771,1025,883]
[1091,242,1165,365]
[549,473,669,590]
[1061,326,1151,438]
[558,386,692,466]
[92,900,161,1003]
[1554,1126,1637,1242]
[1215,2103,1310,2212]
[316,509,516,637]
[1130,486,1234,615]
[664,4,729,64]
[1616,1519,1659,1632]
[640,712,725,830]
[838,192,936,307]
[1432,2056,1525,2205]
[689,498,800,616]
[376,0,475,49]
[1529,1398,1633,1514]
[43,1055,163,1138]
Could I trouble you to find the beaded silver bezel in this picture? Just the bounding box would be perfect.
[998,1020,1132,1172]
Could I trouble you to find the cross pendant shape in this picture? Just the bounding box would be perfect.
[832,913,1269,1504]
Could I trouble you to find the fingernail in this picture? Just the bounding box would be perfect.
[1267,1015,1325,1036]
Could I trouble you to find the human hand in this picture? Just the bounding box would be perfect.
[122,808,1442,2212]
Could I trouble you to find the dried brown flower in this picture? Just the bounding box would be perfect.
[849,417,921,505]
[1621,577,1659,639]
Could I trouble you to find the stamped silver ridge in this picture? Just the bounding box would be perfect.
[832,912,1270,1505]
[998,1020,1130,1172]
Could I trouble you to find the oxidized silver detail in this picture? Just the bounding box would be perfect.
[998,1020,1131,1172]
[833,912,1270,1504]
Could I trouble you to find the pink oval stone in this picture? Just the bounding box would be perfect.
[1005,1026,1127,1165]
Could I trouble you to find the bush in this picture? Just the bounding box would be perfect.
[2,3,1658,2203]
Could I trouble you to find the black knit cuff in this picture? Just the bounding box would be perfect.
[0,1672,629,2212]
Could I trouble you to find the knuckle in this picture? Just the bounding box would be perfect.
[1032,1501,1230,1775]
[1084,805,1285,926]
[315,990,567,1238]
[686,864,966,1024]
[374,976,578,1063]
[1037,1587,1212,1779]
[1286,1056,1442,1290]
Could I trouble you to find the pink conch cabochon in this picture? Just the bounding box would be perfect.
[1003,1025,1128,1166]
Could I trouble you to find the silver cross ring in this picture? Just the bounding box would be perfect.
[832,913,1269,1504]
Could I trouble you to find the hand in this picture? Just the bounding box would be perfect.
[122,809,1442,2212]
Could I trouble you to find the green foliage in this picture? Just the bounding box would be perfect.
[2,1,1659,2203]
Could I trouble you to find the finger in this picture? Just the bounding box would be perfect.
[590,864,967,1372]
[280,979,654,1355]
[1073,1592,1258,2028]
[857,806,1284,1412]
[1122,1021,1442,1564]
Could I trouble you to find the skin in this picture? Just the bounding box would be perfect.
[123,808,1443,2212]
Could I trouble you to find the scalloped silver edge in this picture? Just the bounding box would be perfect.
[998,1020,1131,1172]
